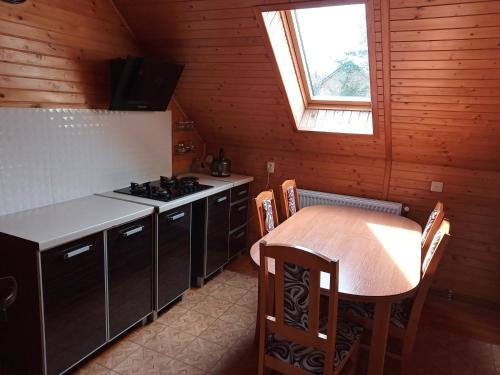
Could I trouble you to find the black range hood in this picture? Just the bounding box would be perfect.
[109,56,184,112]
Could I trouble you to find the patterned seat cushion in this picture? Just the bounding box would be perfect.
[266,319,363,373]
[338,297,414,329]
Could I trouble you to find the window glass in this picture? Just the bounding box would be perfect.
[292,4,370,101]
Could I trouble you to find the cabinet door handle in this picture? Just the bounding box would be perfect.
[64,244,92,259]
[120,225,144,238]
[216,196,228,203]
[237,204,247,212]
[233,231,246,239]
[237,190,248,196]
[166,211,185,221]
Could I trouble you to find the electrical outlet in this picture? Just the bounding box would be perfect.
[267,161,275,173]
[430,181,444,192]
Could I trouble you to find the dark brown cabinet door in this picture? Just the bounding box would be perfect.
[206,190,230,276]
[157,204,191,310]
[107,216,153,339]
[230,201,249,230]
[229,226,247,259]
[41,232,106,375]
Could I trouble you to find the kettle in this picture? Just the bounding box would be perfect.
[211,148,231,177]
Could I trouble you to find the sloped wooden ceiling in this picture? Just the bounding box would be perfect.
[115,0,500,307]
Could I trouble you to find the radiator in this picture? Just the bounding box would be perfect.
[297,189,403,215]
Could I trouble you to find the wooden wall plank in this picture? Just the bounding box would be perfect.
[0,0,140,108]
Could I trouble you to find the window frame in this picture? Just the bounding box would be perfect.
[281,1,376,111]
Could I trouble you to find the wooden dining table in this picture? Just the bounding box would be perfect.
[250,205,422,375]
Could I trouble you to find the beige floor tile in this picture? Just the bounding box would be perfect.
[177,289,209,310]
[160,359,207,375]
[191,296,233,318]
[73,361,113,375]
[196,280,224,295]
[94,340,142,370]
[224,273,258,291]
[112,347,172,375]
[213,270,238,283]
[176,338,226,372]
[235,290,258,310]
[198,318,248,347]
[168,310,217,336]
[208,284,248,303]
[219,304,257,327]
[156,304,188,326]
[143,325,197,358]
[126,321,168,346]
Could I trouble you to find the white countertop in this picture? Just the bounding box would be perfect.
[0,195,154,251]
[97,173,253,214]
[180,173,254,187]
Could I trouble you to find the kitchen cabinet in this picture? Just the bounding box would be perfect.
[107,216,153,339]
[228,183,250,259]
[157,204,191,311]
[205,190,231,276]
[41,232,106,375]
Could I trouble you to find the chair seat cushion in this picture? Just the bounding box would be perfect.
[338,298,414,329]
[265,319,362,373]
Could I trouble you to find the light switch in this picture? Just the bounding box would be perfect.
[430,181,444,193]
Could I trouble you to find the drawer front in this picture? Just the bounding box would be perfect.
[229,226,247,259]
[107,215,153,339]
[157,204,191,310]
[206,190,230,276]
[230,200,249,230]
[42,232,106,375]
[231,183,249,203]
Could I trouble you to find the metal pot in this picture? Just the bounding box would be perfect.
[211,148,231,177]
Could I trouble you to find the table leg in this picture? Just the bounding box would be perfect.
[367,301,391,375]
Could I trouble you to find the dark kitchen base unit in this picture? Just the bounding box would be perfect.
[191,183,250,287]
[0,215,154,375]
[156,204,192,312]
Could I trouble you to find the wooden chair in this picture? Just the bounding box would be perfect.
[255,190,280,238]
[258,241,362,375]
[339,219,451,374]
[280,179,300,220]
[421,201,445,260]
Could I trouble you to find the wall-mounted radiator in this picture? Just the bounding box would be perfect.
[297,189,403,216]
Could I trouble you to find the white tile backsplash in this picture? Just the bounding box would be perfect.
[0,108,172,215]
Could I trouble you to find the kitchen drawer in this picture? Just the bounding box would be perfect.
[231,183,249,203]
[41,232,106,375]
[107,215,153,339]
[229,226,247,259]
[157,204,191,310]
[230,200,249,230]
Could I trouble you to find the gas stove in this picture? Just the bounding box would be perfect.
[114,176,212,202]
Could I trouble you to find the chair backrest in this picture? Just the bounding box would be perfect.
[421,201,445,259]
[280,179,300,220]
[258,241,339,375]
[254,190,280,238]
[405,219,450,343]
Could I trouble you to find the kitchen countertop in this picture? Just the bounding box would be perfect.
[98,173,254,214]
[180,173,254,187]
[0,195,154,251]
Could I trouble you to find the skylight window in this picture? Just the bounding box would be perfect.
[260,1,376,134]
[290,4,370,103]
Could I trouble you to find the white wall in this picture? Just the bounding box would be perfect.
[0,109,172,215]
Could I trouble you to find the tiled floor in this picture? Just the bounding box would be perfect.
[2,254,499,375]
[75,270,259,375]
